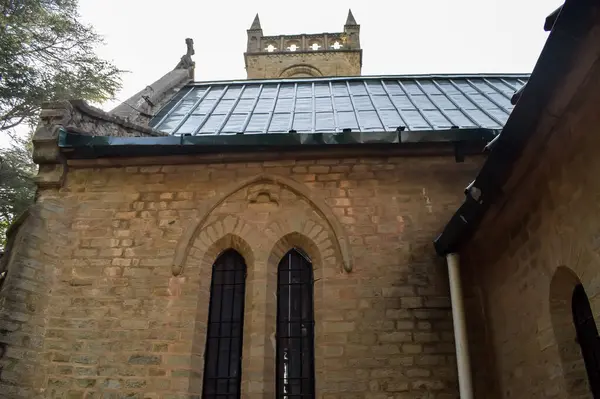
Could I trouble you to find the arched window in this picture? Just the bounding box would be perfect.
[202,249,247,399]
[276,248,315,398]
[572,284,600,397]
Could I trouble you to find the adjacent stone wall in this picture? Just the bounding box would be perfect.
[462,58,600,398]
[0,153,482,398]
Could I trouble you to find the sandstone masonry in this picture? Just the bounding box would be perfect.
[0,153,482,398]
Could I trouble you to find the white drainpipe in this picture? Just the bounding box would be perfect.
[446,252,474,399]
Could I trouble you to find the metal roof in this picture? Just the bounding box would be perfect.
[150,74,529,136]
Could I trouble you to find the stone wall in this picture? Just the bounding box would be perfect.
[245,51,361,79]
[0,153,482,398]
[462,51,600,398]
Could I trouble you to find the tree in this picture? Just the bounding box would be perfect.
[0,134,36,248]
[0,1,124,247]
[0,0,123,132]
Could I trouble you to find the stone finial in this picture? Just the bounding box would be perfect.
[174,38,195,70]
[345,9,358,26]
[249,13,262,30]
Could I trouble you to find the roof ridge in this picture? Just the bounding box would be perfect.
[187,73,531,86]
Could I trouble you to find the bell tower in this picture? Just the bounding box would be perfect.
[244,10,363,79]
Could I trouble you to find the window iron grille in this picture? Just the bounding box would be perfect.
[202,249,247,399]
[276,248,315,399]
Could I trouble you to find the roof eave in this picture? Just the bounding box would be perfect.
[58,127,497,160]
[434,0,600,256]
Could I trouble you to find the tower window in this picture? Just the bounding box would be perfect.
[265,44,277,52]
[310,43,321,51]
[202,249,247,399]
[287,44,299,52]
[331,41,343,50]
[276,248,315,399]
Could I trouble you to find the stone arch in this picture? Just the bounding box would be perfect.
[549,266,592,397]
[279,64,323,78]
[172,174,352,275]
[185,223,258,397]
[284,39,301,51]
[178,215,261,275]
[264,214,340,276]
[308,38,324,51]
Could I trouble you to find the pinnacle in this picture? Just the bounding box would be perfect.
[345,9,358,26]
[250,13,262,30]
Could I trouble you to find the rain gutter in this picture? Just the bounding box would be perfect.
[57,127,498,160]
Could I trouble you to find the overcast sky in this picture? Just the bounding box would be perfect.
[0,0,562,148]
[78,0,562,111]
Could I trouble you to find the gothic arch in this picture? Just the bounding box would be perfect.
[264,214,340,275]
[186,227,257,397]
[279,64,323,78]
[176,215,261,276]
[264,230,330,396]
[172,174,352,275]
[549,266,593,397]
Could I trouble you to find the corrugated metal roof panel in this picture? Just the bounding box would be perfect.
[150,74,529,135]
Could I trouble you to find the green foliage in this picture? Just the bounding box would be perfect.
[0,134,36,248]
[0,0,123,132]
[0,0,124,247]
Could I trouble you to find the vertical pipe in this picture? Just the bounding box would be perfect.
[446,252,474,399]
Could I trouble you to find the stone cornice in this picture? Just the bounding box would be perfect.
[244,49,361,57]
[31,99,168,187]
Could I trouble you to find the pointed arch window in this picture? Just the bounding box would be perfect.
[202,249,247,399]
[276,248,315,398]
[572,284,600,398]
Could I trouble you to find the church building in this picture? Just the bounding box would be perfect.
[0,1,599,397]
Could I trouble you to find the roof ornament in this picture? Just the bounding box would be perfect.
[174,38,195,70]
[250,13,262,30]
[345,9,358,26]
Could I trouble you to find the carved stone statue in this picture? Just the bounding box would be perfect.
[174,38,195,70]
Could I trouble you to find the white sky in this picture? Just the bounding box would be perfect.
[79,0,561,110]
[0,0,562,148]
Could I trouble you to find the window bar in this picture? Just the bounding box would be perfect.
[153,86,195,130]
[431,80,479,126]
[215,85,249,135]
[287,83,299,132]
[362,81,386,130]
[202,250,246,399]
[191,85,230,136]
[380,80,410,130]
[276,249,315,399]
[345,81,364,131]
[238,84,270,134]
[329,81,340,132]
[171,86,212,135]
[264,84,282,133]
[464,79,511,115]
[448,79,504,126]
[481,78,513,100]
[413,79,460,128]
[396,80,435,129]
[311,82,316,133]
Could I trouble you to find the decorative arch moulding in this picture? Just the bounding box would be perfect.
[171,174,353,275]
